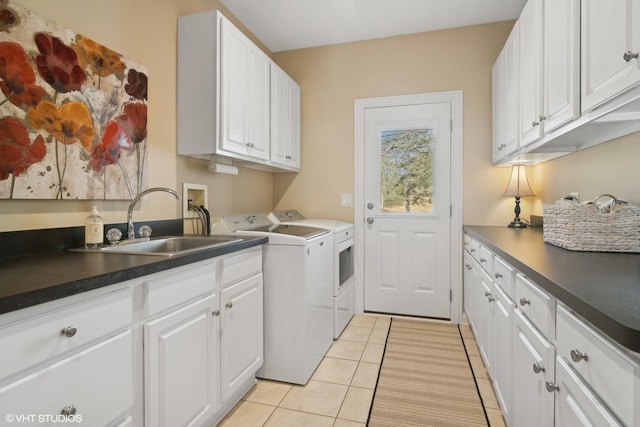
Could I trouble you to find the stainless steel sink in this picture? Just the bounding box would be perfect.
[72,235,243,257]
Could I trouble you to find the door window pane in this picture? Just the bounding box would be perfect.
[380,129,434,213]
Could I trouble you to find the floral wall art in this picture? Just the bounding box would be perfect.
[0,0,148,200]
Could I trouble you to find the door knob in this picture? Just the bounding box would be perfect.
[367,203,374,210]
[623,51,639,62]
[367,217,374,224]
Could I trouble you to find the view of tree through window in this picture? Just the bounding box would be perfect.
[380,129,434,213]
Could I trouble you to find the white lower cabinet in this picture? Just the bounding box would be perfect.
[476,269,494,375]
[144,294,219,427]
[0,286,134,427]
[142,248,264,427]
[512,308,555,427]
[0,331,133,427]
[464,234,640,427]
[555,356,623,427]
[0,246,264,427]
[220,273,263,401]
[491,283,514,425]
[556,304,637,426]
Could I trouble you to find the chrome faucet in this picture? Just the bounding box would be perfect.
[127,187,181,240]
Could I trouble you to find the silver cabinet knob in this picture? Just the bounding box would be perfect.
[545,380,559,393]
[539,115,547,122]
[519,297,530,306]
[484,291,491,297]
[487,296,495,302]
[570,348,589,363]
[225,302,233,309]
[61,405,77,416]
[470,249,476,253]
[465,264,472,270]
[211,310,220,317]
[61,326,77,338]
[623,51,639,62]
[479,258,487,263]
[532,362,545,374]
[497,143,506,151]
[532,120,540,127]
[367,202,374,210]
[367,217,374,224]
[494,272,503,279]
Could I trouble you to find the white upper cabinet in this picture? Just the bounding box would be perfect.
[491,0,640,165]
[518,0,544,147]
[177,11,301,172]
[270,63,301,171]
[493,22,519,162]
[516,0,580,148]
[581,0,640,112]
[220,18,270,161]
[543,0,580,133]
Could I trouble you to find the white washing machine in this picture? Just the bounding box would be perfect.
[213,213,333,385]
[269,210,356,339]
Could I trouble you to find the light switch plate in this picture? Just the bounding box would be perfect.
[341,194,353,207]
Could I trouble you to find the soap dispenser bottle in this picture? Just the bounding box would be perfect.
[85,205,104,248]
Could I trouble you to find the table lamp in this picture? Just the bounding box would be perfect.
[503,164,534,228]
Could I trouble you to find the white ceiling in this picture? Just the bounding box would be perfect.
[220,0,527,52]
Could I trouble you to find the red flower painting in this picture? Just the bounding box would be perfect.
[0,1,149,200]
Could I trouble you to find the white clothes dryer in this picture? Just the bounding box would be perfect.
[269,210,356,338]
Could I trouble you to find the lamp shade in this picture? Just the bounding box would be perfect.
[503,164,535,197]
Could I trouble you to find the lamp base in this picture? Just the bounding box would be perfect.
[507,220,527,229]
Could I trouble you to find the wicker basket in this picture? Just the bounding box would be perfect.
[543,201,640,253]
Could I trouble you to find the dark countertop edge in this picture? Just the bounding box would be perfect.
[464,226,640,354]
[0,236,267,315]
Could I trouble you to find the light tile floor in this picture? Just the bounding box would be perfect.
[218,314,506,427]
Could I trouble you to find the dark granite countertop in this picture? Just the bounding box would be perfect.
[0,235,267,314]
[464,225,640,353]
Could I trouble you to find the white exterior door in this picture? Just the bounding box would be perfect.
[362,101,452,318]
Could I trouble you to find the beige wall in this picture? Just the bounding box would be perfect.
[273,21,517,225]
[1,0,273,232]
[530,132,640,214]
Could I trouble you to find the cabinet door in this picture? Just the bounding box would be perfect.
[581,0,640,112]
[0,331,133,427]
[512,309,555,427]
[247,47,271,160]
[475,270,494,376]
[555,356,623,427]
[492,283,515,426]
[463,253,477,325]
[518,0,544,147]
[220,273,263,401]
[493,23,519,162]
[220,19,270,161]
[144,294,219,427]
[271,64,301,170]
[542,0,579,133]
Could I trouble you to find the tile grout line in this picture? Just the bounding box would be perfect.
[364,316,393,426]
[458,324,492,427]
